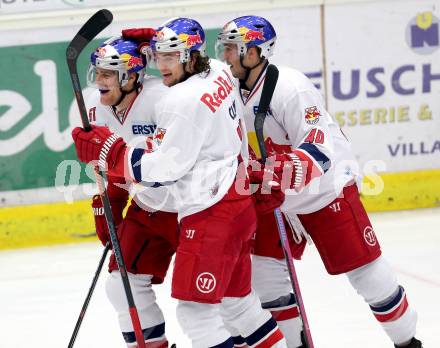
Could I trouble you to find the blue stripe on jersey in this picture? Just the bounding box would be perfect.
[130,149,175,187]
[139,181,164,188]
[232,335,246,345]
[130,148,144,182]
[298,143,331,173]
[370,286,404,313]
[122,322,165,343]
[245,317,277,346]
[211,337,234,347]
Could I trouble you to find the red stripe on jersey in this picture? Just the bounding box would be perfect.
[373,296,409,323]
[245,76,266,104]
[271,305,300,321]
[253,328,284,348]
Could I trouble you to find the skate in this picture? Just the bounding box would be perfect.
[395,337,422,348]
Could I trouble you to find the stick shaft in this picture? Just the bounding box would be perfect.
[254,64,314,347]
[67,243,110,348]
[65,10,146,348]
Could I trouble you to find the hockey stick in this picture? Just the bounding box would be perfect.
[66,9,146,348]
[68,242,110,348]
[254,64,314,348]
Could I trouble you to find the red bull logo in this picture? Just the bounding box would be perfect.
[178,32,202,48]
[97,47,107,57]
[120,53,143,70]
[156,30,165,41]
[238,26,265,42]
[304,106,321,125]
[154,127,167,146]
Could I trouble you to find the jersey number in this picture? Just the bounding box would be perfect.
[88,107,96,122]
[304,128,324,144]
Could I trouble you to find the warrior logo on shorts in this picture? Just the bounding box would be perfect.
[363,226,377,246]
[196,272,217,294]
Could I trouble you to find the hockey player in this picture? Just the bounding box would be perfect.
[85,35,179,347]
[216,15,422,348]
[72,18,287,347]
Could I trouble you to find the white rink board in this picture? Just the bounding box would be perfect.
[325,0,440,172]
[0,5,323,75]
[199,6,324,74]
[0,0,160,14]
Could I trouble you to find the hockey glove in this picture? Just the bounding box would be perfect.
[248,159,285,215]
[122,28,156,42]
[72,125,126,174]
[253,154,304,192]
[270,153,304,191]
[122,28,156,55]
[248,152,304,214]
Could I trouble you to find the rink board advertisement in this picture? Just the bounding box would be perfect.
[0,1,439,249]
[0,41,89,193]
[325,0,440,172]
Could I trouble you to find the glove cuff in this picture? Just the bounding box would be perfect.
[98,134,119,170]
[287,153,303,189]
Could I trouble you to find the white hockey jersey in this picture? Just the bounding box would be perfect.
[240,64,359,214]
[127,59,244,220]
[86,75,177,212]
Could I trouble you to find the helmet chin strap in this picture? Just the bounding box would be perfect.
[239,54,265,85]
[112,89,128,107]
[112,74,140,107]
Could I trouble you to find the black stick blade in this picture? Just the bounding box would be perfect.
[66,9,113,62]
[77,9,113,42]
[65,9,113,130]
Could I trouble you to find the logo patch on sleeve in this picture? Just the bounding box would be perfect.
[154,127,167,146]
[304,106,320,125]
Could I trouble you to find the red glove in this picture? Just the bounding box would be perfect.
[122,28,156,55]
[122,28,156,42]
[248,159,285,215]
[259,154,303,192]
[249,152,304,214]
[72,125,126,172]
[92,176,129,246]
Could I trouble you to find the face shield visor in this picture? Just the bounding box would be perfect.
[86,65,126,95]
[152,51,181,70]
[215,40,241,64]
[87,53,131,86]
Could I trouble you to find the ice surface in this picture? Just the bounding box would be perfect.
[1,208,438,347]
